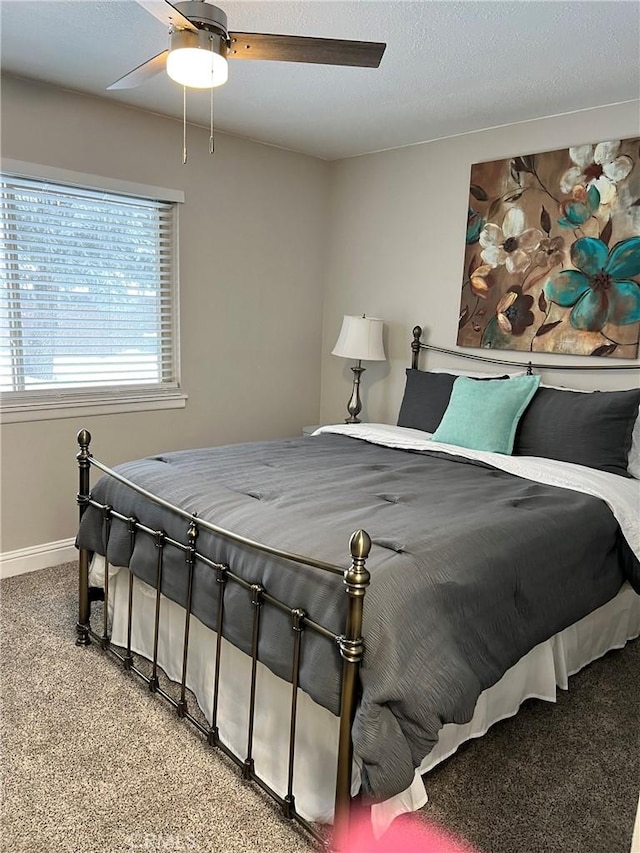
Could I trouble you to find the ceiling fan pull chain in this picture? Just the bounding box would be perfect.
[209,78,215,154]
[182,85,188,164]
[208,33,215,154]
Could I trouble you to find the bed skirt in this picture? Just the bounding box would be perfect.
[90,556,640,835]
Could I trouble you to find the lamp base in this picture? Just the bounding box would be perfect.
[344,363,365,424]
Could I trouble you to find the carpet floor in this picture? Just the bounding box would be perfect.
[1,563,638,853]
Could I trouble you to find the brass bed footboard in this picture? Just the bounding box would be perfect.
[75,428,369,849]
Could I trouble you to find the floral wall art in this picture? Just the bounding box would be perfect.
[459,138,640,358]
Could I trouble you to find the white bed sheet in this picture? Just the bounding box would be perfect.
[90,558,640,834]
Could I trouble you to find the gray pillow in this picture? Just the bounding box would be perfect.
[514,386,640,477]
[397,370,509,434]
[397,370,457,433]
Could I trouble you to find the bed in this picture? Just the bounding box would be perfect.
[74,326,640,845]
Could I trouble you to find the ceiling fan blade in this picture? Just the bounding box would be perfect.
[227,33,386,68]
[107,50,169,90]
[134,0,198,32]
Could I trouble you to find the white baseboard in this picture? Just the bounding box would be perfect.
[0,538,77,579]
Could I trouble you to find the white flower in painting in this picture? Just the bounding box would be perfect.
[479,207,543,274]
[560,140,633,204]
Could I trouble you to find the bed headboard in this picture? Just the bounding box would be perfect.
[411,326,640,375]
[405,326,640,479]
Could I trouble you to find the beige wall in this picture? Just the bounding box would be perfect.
[1,75,329,552]
[320,101,640,426]
[2,77,639,556]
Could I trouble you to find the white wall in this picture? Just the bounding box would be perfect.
[320,102,640,426]
[0,74,329,554]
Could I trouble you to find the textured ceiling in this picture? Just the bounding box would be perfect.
[1,0,639,160]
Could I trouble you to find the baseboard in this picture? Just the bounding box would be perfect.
[0,538,77,579]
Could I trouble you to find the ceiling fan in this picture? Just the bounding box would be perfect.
[108,0,387,91]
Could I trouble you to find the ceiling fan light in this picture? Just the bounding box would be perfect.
[167,47,228,87]
[166,29,228,88]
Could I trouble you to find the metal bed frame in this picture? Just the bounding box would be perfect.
[74,327,638,848]
[410,325,640,373]
[75,432,369,848]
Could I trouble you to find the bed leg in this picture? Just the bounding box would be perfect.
[334,529,371,848]
[76,549,91,646]
[76,429,92,646]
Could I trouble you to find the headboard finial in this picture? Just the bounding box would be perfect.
[411,326,423,370]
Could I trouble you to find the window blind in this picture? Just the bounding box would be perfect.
[0,173,179,406]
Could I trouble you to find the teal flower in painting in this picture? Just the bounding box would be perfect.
[466,207,484,244]
[557,184,600,229]
[544,237,640,332]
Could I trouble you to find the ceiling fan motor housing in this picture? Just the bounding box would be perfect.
[173,1,228,38]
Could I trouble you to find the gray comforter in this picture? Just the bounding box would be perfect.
[77,433,638,798]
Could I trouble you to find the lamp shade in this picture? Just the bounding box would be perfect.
[331,315,386,361]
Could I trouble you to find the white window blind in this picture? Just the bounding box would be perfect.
[0,172,180,412]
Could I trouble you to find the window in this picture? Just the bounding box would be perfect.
[0,167,184,421]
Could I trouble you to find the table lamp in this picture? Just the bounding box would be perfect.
[331,315,386,423]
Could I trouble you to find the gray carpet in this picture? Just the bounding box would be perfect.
[1,563,638,853]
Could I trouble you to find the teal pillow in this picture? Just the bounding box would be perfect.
[431,374,541,454]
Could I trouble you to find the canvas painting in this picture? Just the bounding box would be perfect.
[458,138,640,358]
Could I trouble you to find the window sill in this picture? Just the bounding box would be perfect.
[1,394,188,424]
